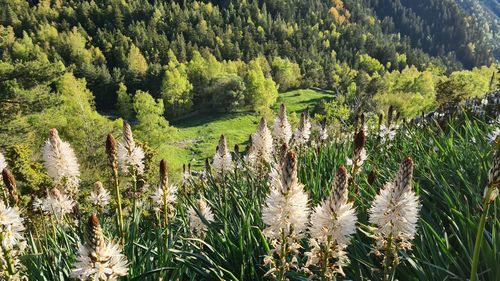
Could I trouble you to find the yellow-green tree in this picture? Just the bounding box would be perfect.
[127,44,148,75]
[245,60,278,115]
[271,57,301,91]
[161,50,193,118]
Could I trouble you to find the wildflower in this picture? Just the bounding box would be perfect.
[368,157,420,272]
[293,111,311,145]
[2,168,20,206]
[262,150,309,278]
[379,124,398,144]
[305,166,357,277]
[37,188,75,219]
[0,152,6,172]
[117,122,145,175]
[182,164,193,186]
[42,128,80,194]
[106,133,119,173]
[272,104,293,147]
[319,124,329,142]
[488,128,500,144]
[212,135,232,175]
[89,182,111,209]
[187,197,214,239]
[71,214,128,280]
[150,160,177,217]
[0,200,26,278]
[347,130,368,175]
[247,118,274,171]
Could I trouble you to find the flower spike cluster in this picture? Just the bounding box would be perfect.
[272,104,293,148]
[347,129,368,175]
[71,213,128,280]
[43,128,80,195]
[117,122,145,175]
[306,166,357,277]
[151,160,177,217]
[89,181,111,208]
[212,134,233,175]
[247,118,274,172]
[0,200,26,279]
[369,157,420,262]
[187,197,214,239]
[262,150,309,278]
[293,111,311,146]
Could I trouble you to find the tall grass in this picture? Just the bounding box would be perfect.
[3,110,499,280]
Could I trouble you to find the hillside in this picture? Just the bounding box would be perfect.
[0,0,496,110]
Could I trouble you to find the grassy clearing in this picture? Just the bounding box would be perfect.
[162,89,332,173]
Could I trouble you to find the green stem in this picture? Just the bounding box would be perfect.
[383,236,394,281]
[112,168,124,241]
[470,187,494,281]
[0,232,16,276]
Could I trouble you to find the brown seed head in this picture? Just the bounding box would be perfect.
[368,168,377,185]
[394,156,414,198]
[258,117,267,132]
[354,129,366,153]
[217,135,227,155]
[106,133,118,170]
[123,121,135,152]
[278,104,287,120]
[160,160,168,189]
[387,105,394,126]
[2,168,19,206]
[281,150,298,193]
[87,213,105,262]
[331,165,349,208]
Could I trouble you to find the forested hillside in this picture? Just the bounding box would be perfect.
[1,0,496,108]
[0,0,498,176]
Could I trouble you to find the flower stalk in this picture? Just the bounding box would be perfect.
[106,133,124,240]
[470,146,499,281]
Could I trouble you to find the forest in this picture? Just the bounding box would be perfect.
[0,0,499,280]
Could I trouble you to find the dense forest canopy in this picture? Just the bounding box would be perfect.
[0,0,498,176]
[1,0,496,109]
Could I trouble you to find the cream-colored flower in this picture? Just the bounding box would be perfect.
[0,152,6,172]
[272,104,293,147]
[247,118,274,171]
[71,214,128,280]
[89,182,111,208]
[306,166,356,276]
[0,200,26,278]
[188,197,214,238]
[117,122,145,175]
[369,157,420,253]
[212,135,232,175]
[293,112,311,145]
[42,128,80,194]
[37,188,75,219]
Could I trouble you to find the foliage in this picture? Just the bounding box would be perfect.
[271,57,301,92]
[161,51,193,118]
[207,74,246,113]
[116,82,133,120]
[133,90,175,145]
[245,60,279,115]
[374,66,437,118]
